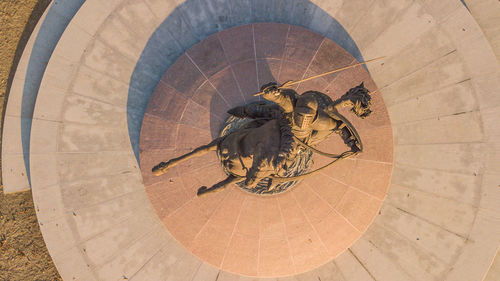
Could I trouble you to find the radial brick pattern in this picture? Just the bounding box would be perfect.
[140,23,393,277]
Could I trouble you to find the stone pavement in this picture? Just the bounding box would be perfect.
[140,23,392,277]
[2,0,500,280]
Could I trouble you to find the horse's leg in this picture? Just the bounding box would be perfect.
[245,143,269,188]
[152,138,220,176]
[197,175,240,197]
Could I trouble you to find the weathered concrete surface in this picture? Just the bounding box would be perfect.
[2,0,496,280]
[1,0,86,194]
[485,249,500,281]
[465,0,500,64]
[1,3,49,194]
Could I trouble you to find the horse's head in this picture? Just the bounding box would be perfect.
[337,82,372,119]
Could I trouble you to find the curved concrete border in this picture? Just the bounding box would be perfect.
[21,0,500,280]
[1,1,50,194]
[465,0,500,63]
[1,0,85,193]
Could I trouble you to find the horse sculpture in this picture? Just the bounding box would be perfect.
[152,82,372,196]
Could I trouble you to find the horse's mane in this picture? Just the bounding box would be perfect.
[275,112,295,169]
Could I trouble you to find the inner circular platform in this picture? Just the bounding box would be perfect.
[139,23,393,277]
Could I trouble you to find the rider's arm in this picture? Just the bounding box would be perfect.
[227,85,295,118]
[260,88,295,113]
[227,103,282,119]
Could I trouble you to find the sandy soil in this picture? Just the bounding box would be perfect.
[0,0,61,280]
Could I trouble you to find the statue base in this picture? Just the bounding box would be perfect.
[218,115,312,195]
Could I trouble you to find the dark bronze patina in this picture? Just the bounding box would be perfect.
[152,82,372,196]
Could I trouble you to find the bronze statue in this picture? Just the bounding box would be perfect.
[152,81,372,197]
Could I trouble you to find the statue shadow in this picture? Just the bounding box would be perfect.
[127,0,364,163]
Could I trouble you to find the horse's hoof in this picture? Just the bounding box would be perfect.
[197,186,208,197]
[152,168,164,176]
[152,162,170,176]
[245,177,258,189]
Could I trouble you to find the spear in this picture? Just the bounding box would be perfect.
[254,56,385,96]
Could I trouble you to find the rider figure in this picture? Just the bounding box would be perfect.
[228,82,371,153]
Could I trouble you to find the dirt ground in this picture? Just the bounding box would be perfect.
[0,0,62,280]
